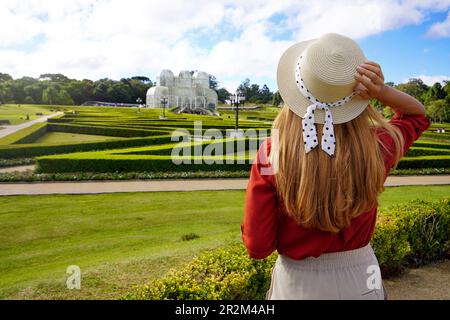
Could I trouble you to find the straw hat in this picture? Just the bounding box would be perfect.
[277,33,370,125]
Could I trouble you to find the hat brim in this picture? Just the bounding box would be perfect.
[276,39,370,124]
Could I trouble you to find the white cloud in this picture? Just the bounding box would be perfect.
[426,12,450,38]
[0,0,449,91]
[404,75,450,86]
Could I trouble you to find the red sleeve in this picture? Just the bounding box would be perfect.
[389,111,431,156]
[242,138,278,259]
[377,111,430,172]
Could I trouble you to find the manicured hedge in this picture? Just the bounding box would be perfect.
[422,132,450,140]
[412,140,450,150]
[120,138,264,156]
[405,147,450,157]
[396,155,450,169]
[0,123,47,145]
[0,135,173,159]
[124,198,450,300]
[36,156,253,173]
[35,137,264,173]
[35,150,450,174]
[47,123,168,137]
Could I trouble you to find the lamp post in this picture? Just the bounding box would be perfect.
[160,97,168,119]
[229,92,246,133]
[136,97,143,111]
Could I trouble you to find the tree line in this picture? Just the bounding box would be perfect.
[0,72,153,105]
[0,71,449,122]
[371,79,450,123]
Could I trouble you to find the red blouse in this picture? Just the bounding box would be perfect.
[242,112,431,260]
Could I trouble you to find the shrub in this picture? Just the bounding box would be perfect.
[0,135,173,159]
[396,155,450,169]
[124,244,276,300]
[125,198,450,300]
[35,156,252,173]
[47,123,168,138]
[371,214,411,274]
[181,233,201,241]
[405,147,450,157]
[34,138,260,173]
[391,199,450,265]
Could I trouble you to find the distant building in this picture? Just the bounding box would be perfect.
[146,70,218,110]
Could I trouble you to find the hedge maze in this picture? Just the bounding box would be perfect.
[0,105,449,174]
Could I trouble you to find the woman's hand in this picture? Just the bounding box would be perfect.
[354,61,386,100]
[353,61,426,115]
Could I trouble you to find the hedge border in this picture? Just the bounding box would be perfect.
[0,123,47,145]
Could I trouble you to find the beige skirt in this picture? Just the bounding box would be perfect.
[266,244,387,300]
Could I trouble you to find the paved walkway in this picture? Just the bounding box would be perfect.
[0,165,35,173]
[0,112,63,139]
[0,175,449,196]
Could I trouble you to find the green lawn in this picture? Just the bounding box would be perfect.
[0,105,53,125]
[0,185,449,300]
[34,132,119,144]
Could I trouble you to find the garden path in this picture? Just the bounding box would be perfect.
[0,112,62,139]
[0,175,449,195]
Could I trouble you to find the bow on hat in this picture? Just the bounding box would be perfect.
[295,55,355,156]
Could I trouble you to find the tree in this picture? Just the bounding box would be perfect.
[55,89,74,105]
[426,99,449,123]
[237,78,251,97]
[131,76,152,84]
[93,79,113,102]
[209,75,218,90]
[259,85,273,104]
[272,91,283,107]
[24,83,45,104]
[24,96,35,104]
[216,88,230,103]
[42,86,59,105]
[39,73,70,83]
[0,73,13,82]
[107,81,132,103]
[396,78,428,103]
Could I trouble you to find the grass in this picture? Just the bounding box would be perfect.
[0,185,449,300]
[0,105,53,125]
[34,132,118,144]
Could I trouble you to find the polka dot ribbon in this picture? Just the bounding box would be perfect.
[295,55,356,156]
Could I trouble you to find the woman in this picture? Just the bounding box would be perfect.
[241,33,430,300]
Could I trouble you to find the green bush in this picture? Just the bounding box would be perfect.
[397,155,450,169]
[0,135,173,159]
[405,147,450,157]
[413,140,450,150]
[422,132,450,140]
[36,156,252,173]
[47,123,168,137]
[389,199,450,264]
[371,214,411,273]
[124,244,276,300]
[35,149,449,174]
[35,138,260,173]
[125,198,450,300]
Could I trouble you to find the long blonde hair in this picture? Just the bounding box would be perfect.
[269,104,403,233]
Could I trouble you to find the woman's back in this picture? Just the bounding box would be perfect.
[243,110,430,260]
[242,33,430,299]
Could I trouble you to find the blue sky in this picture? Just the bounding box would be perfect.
[0,0,449,92]
[359,10,450,85]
